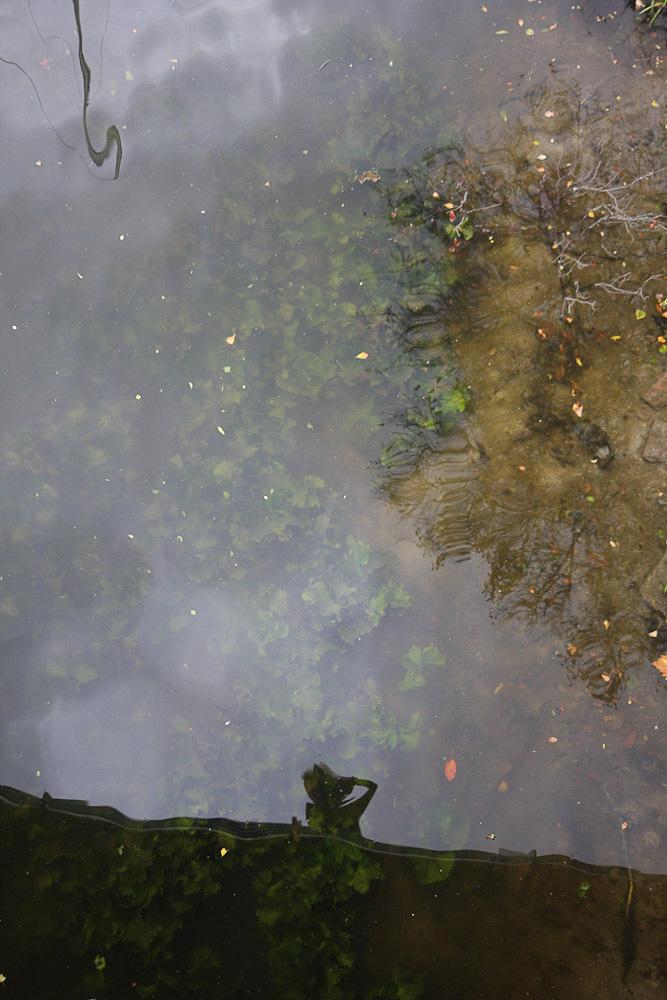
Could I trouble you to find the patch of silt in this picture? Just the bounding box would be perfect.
[378,65,666,703]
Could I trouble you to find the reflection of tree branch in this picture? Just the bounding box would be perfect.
[72,0,122,179]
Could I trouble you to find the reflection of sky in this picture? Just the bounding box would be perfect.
[0,0,311,141]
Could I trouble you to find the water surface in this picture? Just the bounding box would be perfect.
[0,0,666,884]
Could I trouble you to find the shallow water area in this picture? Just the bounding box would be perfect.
[0,2,667,991]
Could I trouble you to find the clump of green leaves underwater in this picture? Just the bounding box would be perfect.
[0,22,474,844]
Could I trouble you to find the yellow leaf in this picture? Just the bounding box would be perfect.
[635,309,646,320]
[355,351,369,360]
[217,425,225,435]
[226,333,236,344]
[652,655,667,680]
[220,847,228,858]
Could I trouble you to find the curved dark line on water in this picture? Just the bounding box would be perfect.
[1,1,121,179]
[72,0,122,179]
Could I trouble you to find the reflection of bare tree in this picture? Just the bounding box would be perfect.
[376,74,667,703]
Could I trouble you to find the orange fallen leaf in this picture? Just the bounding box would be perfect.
[444,758,457,781]
[497,779,509,792]
[652,655,667,679]
[547,736,559,744]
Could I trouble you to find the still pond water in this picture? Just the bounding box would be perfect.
[1,0,667,995]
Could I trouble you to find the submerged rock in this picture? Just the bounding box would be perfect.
[575,421,614,468]
[643,418,667,464]
[642,373,667,410]
[641,552,667,618]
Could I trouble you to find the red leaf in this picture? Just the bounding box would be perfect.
[444,758,457,782]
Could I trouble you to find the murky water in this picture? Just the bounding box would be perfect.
[1,0,666,993]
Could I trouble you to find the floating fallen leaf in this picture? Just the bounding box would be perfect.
[536,153,547,161]
[485,832,496,840]
[517,18,524,26]
[547,736,559,744]
[444,758,457,781]
[220,847,228,857]
[572,402,584,418]
[444,201,454,209]
[603,619,610,630]
[635,308,646,320]
[652,655,667,679]
[651,99,659,108]
[226,333,236,345]
[544,110,555,118]
[567,643,577,655]
[356,170,381,184]
[575,356,583,367]
[216,425,225,435]
[621,820,629,831]
[548,22,558,29]
[601,673,611,683]
[355,351,369,360]
[525,28,534,35]
[496,29,508,35]
[518,464,526,472]
[497,779,509,792]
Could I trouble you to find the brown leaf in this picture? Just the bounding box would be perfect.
[652,655,667,679]
[356,170,381,184]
